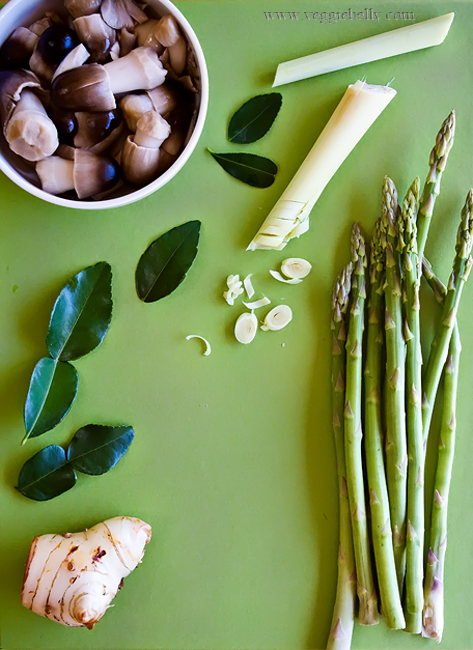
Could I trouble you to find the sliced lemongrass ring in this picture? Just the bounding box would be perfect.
[186,335,212,356]
[269,269,302,284]
[243,273,255,298]
[281,258,312,279]
[234,312,258,344]
[243,295,271,309]
[261,305,293,331]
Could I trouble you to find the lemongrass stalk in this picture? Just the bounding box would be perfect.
[327,263,356,650]
[381,177,407,592]
[401,178,424,634]
[364,217,405,630]
[273,14,454,87]
[247,81,396,251]
[344,223,379,625]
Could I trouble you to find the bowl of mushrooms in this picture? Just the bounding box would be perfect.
[0,0,209,209]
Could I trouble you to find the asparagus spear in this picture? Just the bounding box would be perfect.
[422,190,473,447]
[327,263,356,650]
[401,178,424,634]
[344,223,379,626]
[381,176,407,592]
[417,111,456,264]
[364,217,405,630]
[421,259,461,642]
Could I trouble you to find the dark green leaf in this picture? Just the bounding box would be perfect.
[23,358,79,444]
[17,445,77,501]
[208,150,277,188]
[228,93,282,144]
[67,424,134,475]
[136,221,201,303]
[46,262,113,362]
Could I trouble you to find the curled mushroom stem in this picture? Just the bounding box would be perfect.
[134,111,170,147]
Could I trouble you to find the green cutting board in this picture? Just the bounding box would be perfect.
[1,1,473,648]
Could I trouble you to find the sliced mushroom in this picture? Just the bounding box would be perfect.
[30,24,80,83]
[155,15,181,48]
[4,90,59,162]
[0,69,43,127]
[101,0,147,30]
[28,17,53,37]
[161,105,193,157]
[134,19,164,53]
[168,36,187,76]
[118,28,136,57]
[147,81,180,114]
[122,110,170,186]
[119,93,154,131]
[36,149,121,198]
[0,27,38,70]
[73,14,116,63]
[51,63,115,111]
[52,43,90,81]
[65,0,103,19]
[74,109,122,148]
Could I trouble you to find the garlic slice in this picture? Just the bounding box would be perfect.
[281,258,312,279]
[243,295,271,309]
[261,305,293,331]
[234,312,258,344]
[243,274,255,299]
[186,335,211,356]
[224,274,244,305]
[269,270,302,284]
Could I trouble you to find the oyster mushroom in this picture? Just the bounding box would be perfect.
[0,69,43,127]
[0,27,38,70]
[101,0,147,30]
[30,24,80,83]
[118,28,136,57]
[74,109,122,148]
[155,15,181,48]
[122,110,170,186]
[73,14,116,63]
[51,47,166,112]
[36,149,121,198]
[64,0,103,19]
[134,19,163,52]
[168,36,187,76]
[5,90,59,162]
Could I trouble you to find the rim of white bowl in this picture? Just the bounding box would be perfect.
[0,0,209,210]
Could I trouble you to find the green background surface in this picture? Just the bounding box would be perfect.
[1,1,473,648]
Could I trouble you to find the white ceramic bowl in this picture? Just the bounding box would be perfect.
[0,0,209,209]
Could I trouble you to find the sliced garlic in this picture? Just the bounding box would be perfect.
[261,305,293,331]
[243,295,271,310]
[269,269,302,284]
[234,312,258,344]
[281,258,312,279]
[186,335,211,356]
[224,274,244,305]
[243,274,255,299]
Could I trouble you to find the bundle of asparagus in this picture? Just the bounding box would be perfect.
[327,111,473,649]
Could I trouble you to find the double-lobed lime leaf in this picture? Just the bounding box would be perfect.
[22,262,113,444]
[47,261,113,361]
[210,93,282,187]
[208,150,277,188]
[228,93,282,144]
[136,221,201,303]
[17,425,134,501]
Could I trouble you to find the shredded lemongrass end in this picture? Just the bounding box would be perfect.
[243,295,271,309]
[186,335,212,356]
[243,274,255,298]
[269,270,302,284]
[247,80,397,251]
